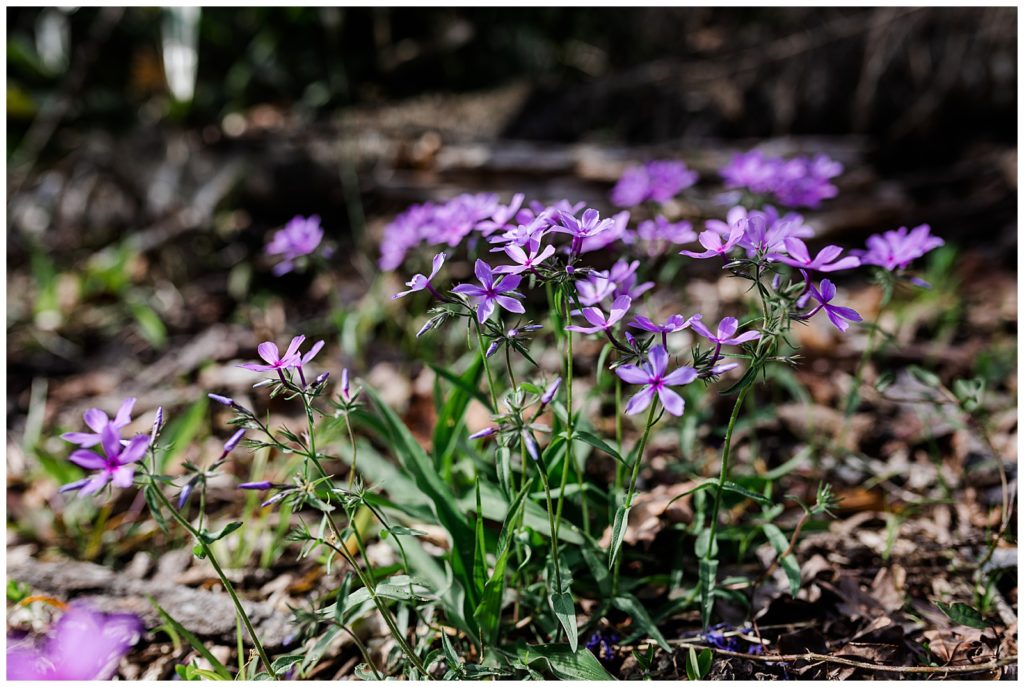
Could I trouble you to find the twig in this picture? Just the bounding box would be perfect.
[668,640,1016,675]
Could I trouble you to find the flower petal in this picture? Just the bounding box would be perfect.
[657,387,685,416]
[113,398,136,427]
[623,386,655,415]
[474,259,493,286]
[663,366,698,386]
[62,432,101,448]
[117,435,150,465]
[257,342,280,365]
[283,335,306,361]
[79,472,111,496]
[716,317,738,339]
[495,296,525,314]
[302,340,325,365]
[83,409,109,434]
[69,450,107,470]
[648,345,669,377]
[615,365,650,385]
[111,465,135,488]
[100,424,121,460]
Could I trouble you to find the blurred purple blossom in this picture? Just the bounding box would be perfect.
[266,215,327,275]
[624,215,697,256]
[494,243,556,275]
[680,224,745,260]
[611,160,698,208]
[857,224,943,271]
[768,238,860,272]
[720,151,842,208]
[7,604,144,680]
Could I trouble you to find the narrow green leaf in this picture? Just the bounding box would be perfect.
[935,601,988,629]
[685,647,713,680]
[517,643,613,680]
[551,592,579,652]
[612,594,670,652]
[722,481,771,505]
[474,479,532,644]
[472,479,488,600]
[607,505,631,567]
[762,523,800,596]
[698,557,718,629]
[150,597,232,680]
[575,430,625,465]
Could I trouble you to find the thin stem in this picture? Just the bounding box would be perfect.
[344,413,358,489]
[474,320,500,412]
[706,386,752,556]
[612,401,659,595]
[554,288,586,544]
[149,483,276,678]
[536,458,563,595]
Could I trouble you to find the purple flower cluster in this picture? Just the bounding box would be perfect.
[7,604,143,680]
[585,630,620,664]
[265,215,328,275]
[610,160,699,208]
[720,150,842,208]
[60,399,152,496]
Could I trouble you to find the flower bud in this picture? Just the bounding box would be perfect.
[485,341,500,358]
[540,377,562,406]
[208,393,233,406]
[150,406,164,445]
[341,368,350,401]
[468,426,498,440]
[416,319,436,338]
[222,429,245,456]
[238,480,273,490]
[177,477,197,510]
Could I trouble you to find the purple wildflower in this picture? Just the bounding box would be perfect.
[566,295,632,334]
[680,224,745,260]
[452,260,526,323]
[266,215,326,275]
[580,210,631,254]
[494,243,556,275]
[62,398,136,448]
[615,345,698,416]
[221,429,245,456]
[805,279,863,332]
[611,160,698,208]
[393,252,447,299]
[7,603,143,680]
[629,313,700,348]
[607,259,654,301]
[61,424,149,496]
[720,151,842,208]
[768,238,860,272]
[238,335,305,373]
[857,224,944,271]
[476,193,525,235]
[690,316,761,348]
[585,631,620,664]
[576,272,617,307]
[553,208,615,255]
[488,218,550,252]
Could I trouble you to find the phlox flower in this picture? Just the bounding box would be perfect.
[768,238,860,272]
[7,604,144,680]
[566,295,632,334]
[857,224,943,271]
[62,398,136,448]
[575,272,617,306]
[476,193,525,235]
[629,312,700,347]
[611,160,698,208]
[61,423,149,495]
[553,208,615,255]
[494,243,556,275]
[690,316,761,348]
[805,279,863,332]
[452,259,526,323]
[393,252,446,299]
[625,216,697,257]
[680,224,745,259]
[580,211,630,253]
[266,215,327,275]
[607,259,654,300]
[616,345,698,416]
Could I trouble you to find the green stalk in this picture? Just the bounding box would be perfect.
[474,319,500,412]
[149,483,276,678]
[612,401,659,594]
[705,386,752,559]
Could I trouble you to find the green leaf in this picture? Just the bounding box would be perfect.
[428,358,492,412]
[472,479,488,600]
[440,632,463,671]
[935,601,988,629]
[130,301,167,348]
[200,521,243,545]
[144,484,169,534]
[685,647,713,680]
[474,479,532,644]
[550,592,579,653]
[361,389,479,620]
[150,597,232,680]
[158,397,208,472]
[612,594,671,652]
[607,505,631,567]
[431,355,487,474]
[698,557,718,628]
[575,430,625,465]
[722,481,771,505]
[762,523,800,596]
[517,643,614,680]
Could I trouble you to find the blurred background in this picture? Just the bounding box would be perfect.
[5,5,1018,546]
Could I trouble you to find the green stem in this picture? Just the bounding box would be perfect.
[612,402,659,594]
[706,386,752,556]
[536,459,563,595]
[150,483,276,678]
[344,413,358,489]
[474,320,500,412]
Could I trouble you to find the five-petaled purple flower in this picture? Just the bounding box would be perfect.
[553,208,615,255]
[690,316,761,348]
[62,423,149,496]
[62,398,136,448]
[238,335,323,376]
[857,224,943,271]
[266,215,327,275]
[768,238,860,273]
[629,313,700,348]
[566,295,632,334]
[495,243,556,275]
[805,279,863,332]
[452,260,526,323]
[393,252,447,299]
[7,603,144,680]
[616,345,698,416]
[680,224,745,260]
